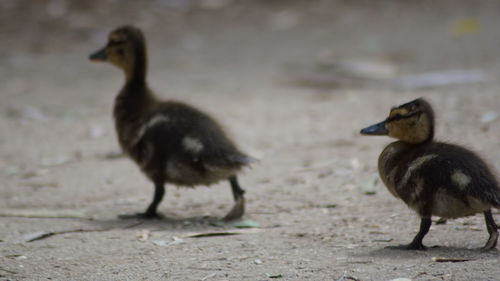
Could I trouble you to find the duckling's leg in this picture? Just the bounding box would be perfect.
[222,176,245,221]
[142,181,166,218]
[119,181,165,219]
[388,217,431,250]
[481,210,498,251]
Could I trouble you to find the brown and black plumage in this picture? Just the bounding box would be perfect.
[89,25,254,220]
[361,98,500,250]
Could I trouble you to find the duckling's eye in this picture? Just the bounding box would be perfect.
[109,39,126,46]
[392,114,404,121]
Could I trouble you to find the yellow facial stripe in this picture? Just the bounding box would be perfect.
[389,108,409,118]
[110,33,126,42]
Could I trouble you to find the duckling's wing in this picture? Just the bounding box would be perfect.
[427,143,500,207]
[460,162,500,207]
[146,101,255,170]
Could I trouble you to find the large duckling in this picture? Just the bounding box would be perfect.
[89,25,254,220]
[361,98,500,250]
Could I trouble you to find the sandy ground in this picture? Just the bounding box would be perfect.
[1,1,500,280]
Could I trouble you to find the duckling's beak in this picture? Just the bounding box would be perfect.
[89,47,107,61]
[360,121,389,135]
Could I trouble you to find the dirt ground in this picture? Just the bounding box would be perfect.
[1,1,500,280]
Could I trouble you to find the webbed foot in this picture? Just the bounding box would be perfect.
[223,197,245,222]
[482,210,499,251]
[480,231,498,251]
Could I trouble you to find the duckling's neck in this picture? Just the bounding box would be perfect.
[401,128,434,145]
[421,127,434,144]
[124,44,148,87]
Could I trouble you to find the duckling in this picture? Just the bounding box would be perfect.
[89,25,254,220]
[360,98,500,250]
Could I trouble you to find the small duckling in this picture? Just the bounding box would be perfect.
[89,25,254,220]
[361,98,500,250]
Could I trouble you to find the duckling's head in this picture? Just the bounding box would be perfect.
[89,26,147,80]
[360,98,435,144]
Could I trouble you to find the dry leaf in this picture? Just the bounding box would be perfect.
[184,228,262,238]
[452,19,480,36]
[432,257,471,263]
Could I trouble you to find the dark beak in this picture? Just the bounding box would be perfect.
[360,121,389,135]
[89,47,107,61]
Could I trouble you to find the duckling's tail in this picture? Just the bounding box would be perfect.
[491,191,500,209]
[229,155,259,165]
[482,180,500,210]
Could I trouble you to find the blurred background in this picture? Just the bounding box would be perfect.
[2,0,500,98]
